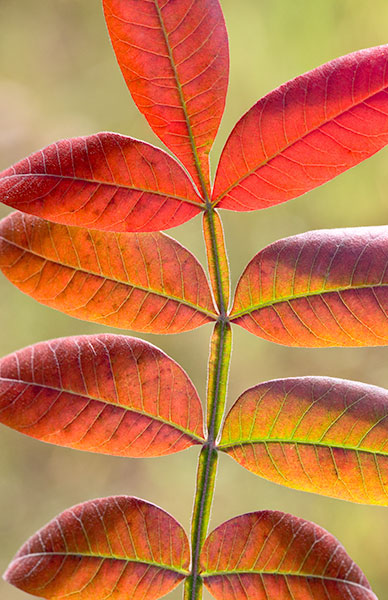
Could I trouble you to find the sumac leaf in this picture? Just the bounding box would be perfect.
[213,45,388,211]
[0,334,204,457]
[231,226,388,346]
[200,510,377,600]
[103,0,229,195]
[0,212,217,333]
[0,133,203,232]
[4,496,190,600]
[220,377,388,504]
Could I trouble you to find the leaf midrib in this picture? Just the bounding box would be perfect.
[230,282,388,319]
[0,377,204,443]
[1,173,204,208]
[201,569,371,590]
[212,79,388,205]
[13,551,189,576]
[0,236,218,319]
[218,436,388,457]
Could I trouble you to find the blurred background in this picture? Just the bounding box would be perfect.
[1,1,388,598]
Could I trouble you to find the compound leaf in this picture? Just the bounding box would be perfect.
[213,45,388,211]
[200,510,377,600]
[0,133,203,232]
[0,211,217,334]
[231,226,388,346]
[0,333,204,457]
[103,0,229,195]
[220,377,388,505]
[4,496,190,600]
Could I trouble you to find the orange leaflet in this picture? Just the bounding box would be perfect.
[0,334,204,457]
[0,133,203,232]
[0,212,217,334]
[212,45,388,211]
[219,377,388,505]
[200,511,377,600]
[231,226,388,346]
[103,0,229,196]
[4,496,190,600]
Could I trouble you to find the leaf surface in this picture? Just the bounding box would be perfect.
[0,212,217,334]
[213,45,388,210]
[231,226,388,346]
[220,377,388,504]
[0,133,203,232]
[4,496,190,600]
[0,334,204,457]
[200,510,377,600]
[103,0,229,195]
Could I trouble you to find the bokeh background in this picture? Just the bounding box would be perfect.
[1,1,388,598]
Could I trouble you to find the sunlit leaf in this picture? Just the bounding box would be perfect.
[103,0,229,195]
[4,496,190,600]
[0,333,204,457]
[0,211,217,333]
[213,45,388,211]
[200,510,377,600]
[220,376,388,504]
[0,133,203,232]
[231,226,388,346]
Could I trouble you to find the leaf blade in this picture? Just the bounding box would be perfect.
[0,212,217,334]
[200,510,377,600]
[231,226,388,346]
[0,333,204,457]
[103,0,229,195]
[220,376,388,505]
[213,45,388,210]
[0,133,203,232]
[4,496,190,600]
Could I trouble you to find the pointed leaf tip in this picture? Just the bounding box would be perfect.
[0,333,204,457]
[200,510,377,600]
[5,496,190,600]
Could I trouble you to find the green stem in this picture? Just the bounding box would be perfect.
[185,207,232,600]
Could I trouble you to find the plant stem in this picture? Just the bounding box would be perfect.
[184,206,232,600]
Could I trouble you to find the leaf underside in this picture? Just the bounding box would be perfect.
[213,45,388,210]
[200,510,377,600]
[4,496,190,600]
[231,225,388,347]
[103,0,229,196]
[0,133,203,232]
[0,333,204,457]
[0,211,217,334]
[220,376,388,504]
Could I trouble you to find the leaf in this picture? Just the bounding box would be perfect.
[220,376,388,505]
[231,226,388,346]
[212,45,388,211]
[0,132,203,232]
[0,333,204,457]
[103,0,229,195]
[0,211,217,334]
[4,496,190,600]
[200,510,377,600]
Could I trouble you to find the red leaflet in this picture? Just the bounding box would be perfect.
[0,334,204,457]
[200,511,377,600]
[213,45,388,211]
[0,133,203,232]
[220,377,388,504]
[0,212,217,334]
[103,0,229,195]
[5,496,190,600]
[231,226,388,346]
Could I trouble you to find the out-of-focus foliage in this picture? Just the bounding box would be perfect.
[1,1,388,598]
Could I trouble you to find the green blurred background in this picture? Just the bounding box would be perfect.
[1,1,388,598]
